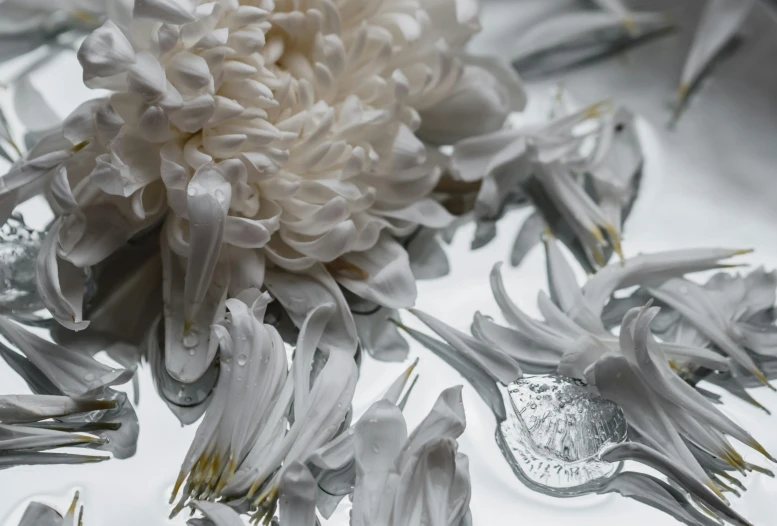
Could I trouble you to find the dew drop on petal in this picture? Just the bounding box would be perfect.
[84,372,96,382]
[183,331,200,349]
[237,354,248,366]
[187,186,198,197]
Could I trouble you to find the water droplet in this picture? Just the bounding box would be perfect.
[183,331,200,349]
[184,397,192,404]
[214,189,226,202]
[84,372,95,382]
[237,354,248,366]
[187,186,198,197]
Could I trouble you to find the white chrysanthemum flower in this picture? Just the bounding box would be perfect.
[400,240,774,526]
[182,383,471,526]
[0,394,113,469]
[451,101,641,270]
[8,0,524,383]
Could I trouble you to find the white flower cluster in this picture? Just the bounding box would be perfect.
[4,0,525,385]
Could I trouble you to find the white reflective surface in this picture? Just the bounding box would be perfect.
[2,0,777,524]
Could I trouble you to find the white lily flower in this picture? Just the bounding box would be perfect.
[452,102,641,269]
[6,0,525,380]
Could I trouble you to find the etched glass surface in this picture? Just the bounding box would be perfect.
[497,375,628,496]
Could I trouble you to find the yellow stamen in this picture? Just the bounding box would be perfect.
[753,369,774,391]
[325,259,369,280]
[603,223,625,264]
[70,9,98,24]
[72,140,89,153]
[706,480,729,504]
[170,472,186,504]
[67,492,79,515]
[623,16,639,37]
[749,440,777,463]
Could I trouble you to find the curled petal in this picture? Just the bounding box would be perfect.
[77,20,136,81]
[35,220,89,331]
[264,264,358,354]
[583,248,750,317]
[337,235,417,309]
[0,317,134,398]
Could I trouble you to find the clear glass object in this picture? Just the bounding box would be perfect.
[0,215,42,314]
[496,375,628,496]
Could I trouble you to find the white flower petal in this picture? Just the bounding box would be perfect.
[17,502,63,526]
[278,461,318,526]
[351,400,408,526]
[190,501,244,526]
[134,0,196,24]
[35,220,89,331]
[410,309,522,385]
[592,354,711,487]
[293,303,335,413]
[78,20,137,81]
[264,264,358,354]
[336,234,417,309]
[602,472,722,526]
[0,451,107,469]
[602,442,749,526]
[398,386,466,469]
[0,316,134,398]
[677,0,755,106]
[544,239,606,333]
[392,438,459,526]
[185,163,231,322]
[162,226,228,383]
[354,307,409,362]
[13,76,60,133]
[510,211,543,267]
[0,395,116,424]
[419,64,513,145]
[583,248,751,318]
[407,228,450,281]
